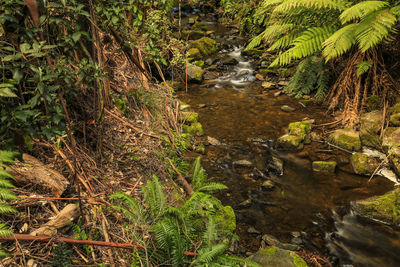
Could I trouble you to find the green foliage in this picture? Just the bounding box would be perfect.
[50,243,74,267]
[0,150,19,258]
[356,60,373,76]
[109,160,256,266]
[191,157,227,193]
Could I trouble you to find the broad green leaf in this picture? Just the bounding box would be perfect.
[0,86,17,98]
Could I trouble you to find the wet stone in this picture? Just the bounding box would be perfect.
[261,180,275,190]
[248,226,261,234]
[281,105,295,112]
[233,159,253,167]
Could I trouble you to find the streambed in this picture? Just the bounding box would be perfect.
[176,9,400,267]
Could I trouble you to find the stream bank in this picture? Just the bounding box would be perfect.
[174,5,400,266]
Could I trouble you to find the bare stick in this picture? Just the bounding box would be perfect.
[168,159,194,196]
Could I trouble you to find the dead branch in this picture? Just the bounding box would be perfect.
[168,158,194,196]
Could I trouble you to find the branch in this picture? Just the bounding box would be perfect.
[168,158,194,196]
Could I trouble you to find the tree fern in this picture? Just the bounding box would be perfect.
[356,60,372,76]
[273,0,348,14]
[322,24,358,60]
[340,1,390,23]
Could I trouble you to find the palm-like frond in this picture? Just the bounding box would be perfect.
[356,9,397,52]
[323,24,358,61]
[273,0,348,14]
[270,26,335,66]
[0,178,15,189]
[340,1,389,23]
[268,32,300,51]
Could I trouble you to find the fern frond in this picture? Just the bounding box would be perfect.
[356,60,372,76]
[183,192,223,213]
[340,1,389,24]
[203,217,217,248]
[356,9,397,52]
[142,175,166,220]
[0,151,20,163]
[270,26,335,66]
[196,182,228,193]
[323,24,358,61]
[109,191,145,223]
[0,178,15,188]
[268,32,300,51]
[193,243,229,264]
[273,0,348,14]
[0,223,12,237]
[0,203,17,214]
[0,188,18,201]
[0,170,14,180]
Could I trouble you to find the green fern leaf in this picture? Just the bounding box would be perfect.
[0,178,15,189]
[0,151,20,163]
[323,24,358,61]
[142,175,166,220]
[0,203,17,214]
[193,243,229,264]
[356,61,372,76]
[196,183,228,193]
[340,1,389,24]
[273,0,348,14]
[0,170,14,180]
[356,9,397,52]
[0,189,18,201]
[0,223,13,237]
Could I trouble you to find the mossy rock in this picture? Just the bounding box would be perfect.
[388,146,400,176]
[189,37,216,57]
[192,22,210,31]
[312,161,337,173]
[277,134,304,150]
[382,127,400,152]
[186,63,204,83]
[355,188,400,224]
[162,80,185,92]
[179,111,199,124]
[365,95,380,111]
[328,128,362,151]
[360,110,383,149]
[214,206,236,234]
[249,246,308,267]
[350,153,380,176]
[181,30,205,40]
[390,113,400,127]
[195,144,206,154]
[288,121,311,137]
[187,48,201,60]
[389,103,400,115]
[280,67,296,78]
[241,48,264,57]
[193,60,204,68]
[258,68,277,76]
[183,122,204,136]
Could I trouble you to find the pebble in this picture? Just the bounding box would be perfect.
[278,80,289,86]
[247,226,261,234]
[262,81,274,89]
[261,180,275,190]
[207,136,221,146]
[233,159,253,167]
[274,91,282,97]
[198,104,207,108]
[255,74,264,81]
[281,105,295,112]
[238,199,252,207]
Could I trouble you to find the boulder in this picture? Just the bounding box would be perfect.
[354,188,400,224]
[192,22,210,31]
[360,110,383,149]
[277,120,312,150]
[350,152,380,176]
[187,48,201,60]
[249,246,308,267]
[312,161,337,173]
[389,146,400,176]
[163,80,185,92]
[193,60,205,68]
[189,37,216,57]
[277,134,304,150]
[389,103,400,115]
[382,127,400,152]
[186,63,204,83]
[328,128,362,151]
[181,30,205,40]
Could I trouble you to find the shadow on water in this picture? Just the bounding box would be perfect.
[177,13,399,266]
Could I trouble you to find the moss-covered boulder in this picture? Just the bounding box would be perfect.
[189,37,216,57]
[388,146,400,176]
[192,21,210,31]
[179,111,199,124]
[258,68,277,76]
[181,30,205,40]
[355,188,400,224]
[365,95,380,111]
[186,63,204,83]
[241,48,264,57]
[390,113,400,127]
[350,153,380,176]
[328,128,362,151]
[187,48,201,61]
[312,161,337,173]
[183,122,204,136]
[162,80,185,92]
[277,121,312,149]
[249,246,308,267]
[389,103,400,115]
[382,127,400,152]
[360,110,382,149]
[277,134,305,150]
[214,206,236,234]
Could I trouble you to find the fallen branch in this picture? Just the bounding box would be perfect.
[104,108,160,139]
[368,158,387,183]
[168,159,194,196]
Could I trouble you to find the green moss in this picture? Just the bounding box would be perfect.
[196,144,206,154]
[312,161,337,172]
[292,253,308,267]
[278,134,304,149]
[162,80,185,92]
[193,60,204,68]
[187,48,201,60]
[214,206,236,233]
[299,99,313,106]
[258,68,277,76]
[181,29,205,40]
[186,63,204,83]
[365,95,380,111]
[192,22,210,31]
[259,246,277,256]
[329,128,362,151]
[242,48,264,57]
[288,121,311,136]
[357,188,400,224]
[189,37,216,57]
[350,153,379,175]
[183,122,204,136]
[179,111,199,124]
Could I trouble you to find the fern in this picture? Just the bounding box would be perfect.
[142,175,166,221]
[356,60,372,76]
[340,1,390,23]
[191,157,227,193]
[273,0,348,14]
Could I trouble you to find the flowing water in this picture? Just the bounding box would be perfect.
[177,10,400,266]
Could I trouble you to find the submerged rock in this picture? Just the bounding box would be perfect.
[262,81,274,89]
[207,136,221,146]
[268,157,284,175]
[281,105,295,112]
[328,128,362,151]
[360,110,383,149]
[186,63,204,83]
[350,152,380,176]
[355,187,400,224]
[233,159,253,167]
[261,180,275,190]
[312,161,337,173]
[249,246,308,267]
[277,134,304,149]
[181,30,205,40]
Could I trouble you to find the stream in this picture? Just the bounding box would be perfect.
[176,8,400,267]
